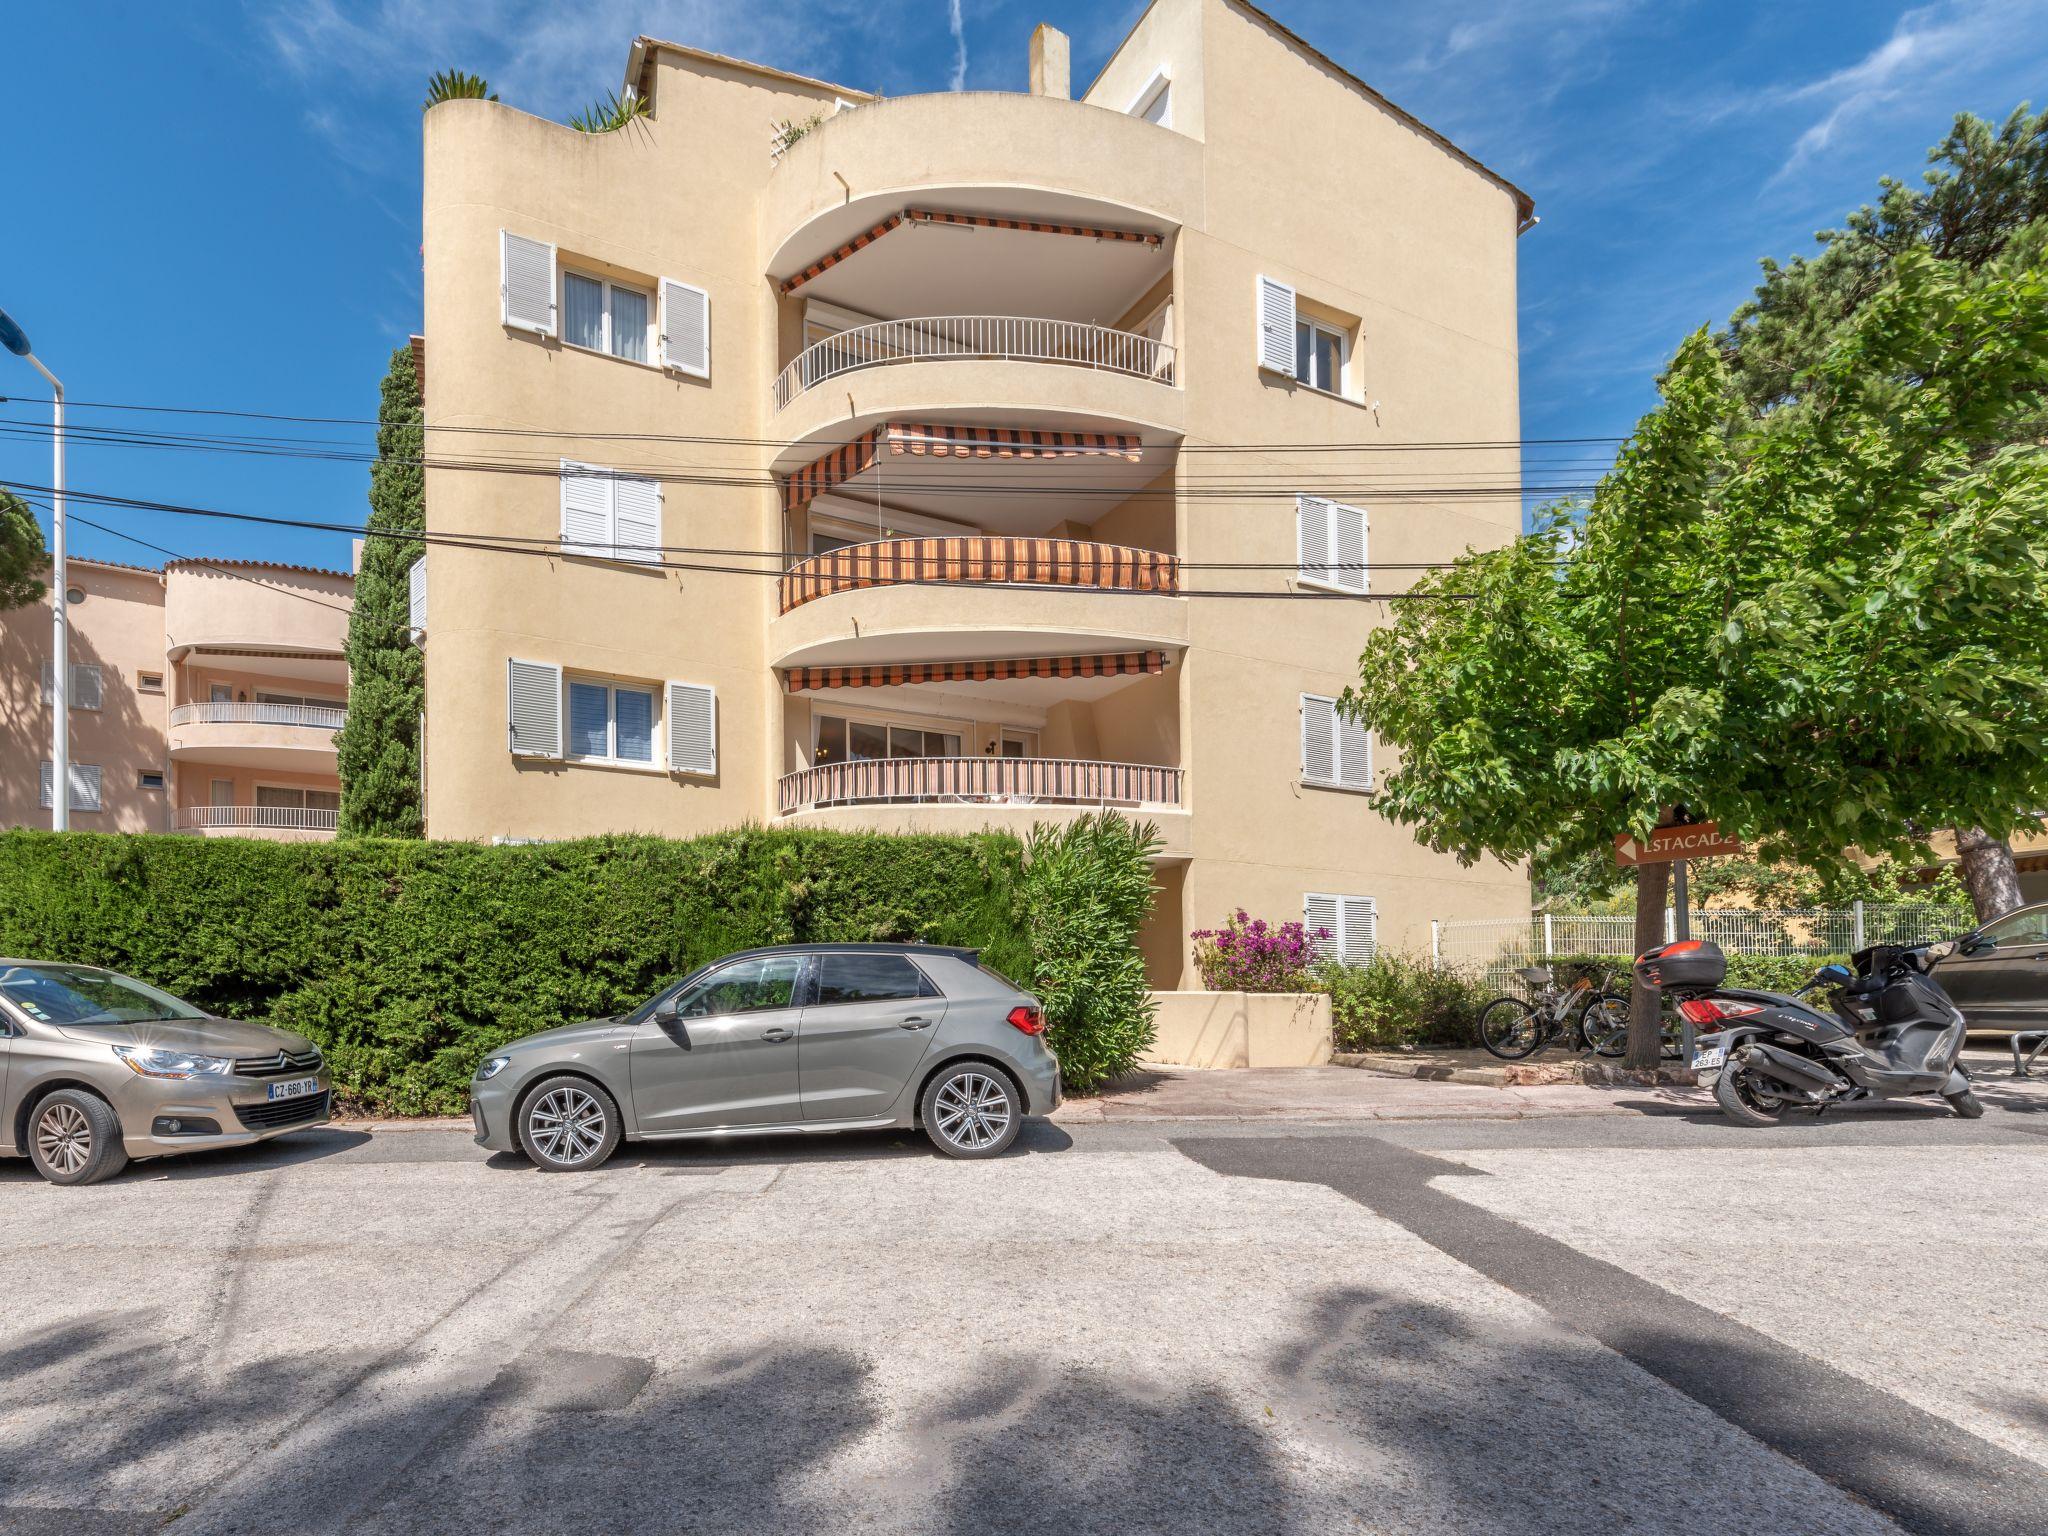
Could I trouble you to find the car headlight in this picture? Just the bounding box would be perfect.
[112,1044,234,1080]
[476,1056,511,1081]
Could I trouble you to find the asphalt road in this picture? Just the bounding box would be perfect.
[0,1087,2042,1535]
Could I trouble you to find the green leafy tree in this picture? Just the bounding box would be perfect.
[1348,249,2048,1067]
[424,70,496,109]
[335,345,425,838]
[0,490,46,610]
[1722,104,2048,915]
[1022,812,1161,1091]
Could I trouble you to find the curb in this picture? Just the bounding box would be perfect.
[1333,1053,1699,1089]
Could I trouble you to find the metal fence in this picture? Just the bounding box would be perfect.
[773,315,1177,408]
[1432,904,1975,992]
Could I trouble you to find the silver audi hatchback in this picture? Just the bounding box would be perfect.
[0,960,333,1185]
[469,944,1061,1170]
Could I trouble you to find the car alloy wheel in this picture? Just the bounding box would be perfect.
[37,1102,92,1176]
[932,1071,1013,1152]
[526,1084,612,1168]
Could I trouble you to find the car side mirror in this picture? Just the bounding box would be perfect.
[652,996,680,1024]
[1960,935,1994,957]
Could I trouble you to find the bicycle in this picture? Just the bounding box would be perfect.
[1476,964,1632,1061]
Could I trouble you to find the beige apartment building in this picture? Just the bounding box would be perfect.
[0,557,353,838]
[415,0,1533,983]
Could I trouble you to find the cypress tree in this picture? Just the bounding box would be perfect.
[336,344,426,837]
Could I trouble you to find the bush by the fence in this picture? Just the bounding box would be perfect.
[1022,812,1161,1093]
[1528,952,1846,997]
[1313,954,1487,1053]
[0,827,1044,1115]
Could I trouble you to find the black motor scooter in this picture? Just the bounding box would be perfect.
[1634,937,1982,1127]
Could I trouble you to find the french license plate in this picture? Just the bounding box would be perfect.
[1691,1043,1727,1072]
[267,1076,320,1102]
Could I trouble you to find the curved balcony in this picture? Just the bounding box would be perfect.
[775,316,1174,412]
[781,756,1181,813]
[177,806,338,840]
[780,536,1178,615]
[168,702,346,770]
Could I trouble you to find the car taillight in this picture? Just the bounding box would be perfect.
[1677,998,1764,1027]
[1006,1004,1045,1035]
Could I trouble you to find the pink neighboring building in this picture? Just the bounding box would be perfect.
[0,557,353,838]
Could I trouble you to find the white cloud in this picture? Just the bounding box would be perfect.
[946,1,969,92]
[1765,0,2048,183]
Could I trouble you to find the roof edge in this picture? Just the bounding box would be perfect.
[628,35,875,107]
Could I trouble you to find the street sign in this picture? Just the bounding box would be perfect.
[1614,821,1744,867]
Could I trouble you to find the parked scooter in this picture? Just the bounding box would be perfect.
[1634,937,1982,1127]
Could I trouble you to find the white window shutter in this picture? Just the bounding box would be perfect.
[1338,714,1372,789]
[559,460,614,554]
[73,764,103,813]
[507,659,562,758]
[38,760,52,808]
[667,682,717,775]
[408,556,428,631]
[1304,894,1341,961]
[1301,695,1337,785]
[1297,494,1331,585]
[1333,500,1368,594]
[1340,896,1378,964]
[1257,274,1296,374]
[660,278,710,378]
[501,230,557,336]
[612,475,662,564]
[73,665,103,710]
[40,661,52,704]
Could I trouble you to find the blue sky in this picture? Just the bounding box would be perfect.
[3,0,2046,572]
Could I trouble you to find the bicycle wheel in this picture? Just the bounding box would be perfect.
[1582,993,1630,1057]
[1477,998,1543,1060]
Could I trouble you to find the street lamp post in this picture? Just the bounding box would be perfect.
[0,306,68,830]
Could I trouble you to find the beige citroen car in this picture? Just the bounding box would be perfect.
[0,960,331,1185]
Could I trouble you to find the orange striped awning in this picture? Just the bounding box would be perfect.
[778,208,1163,296]
[783,651,1169,693]
[903,208,1164,246]
[780,422,1145,512]
[778,213,905,295]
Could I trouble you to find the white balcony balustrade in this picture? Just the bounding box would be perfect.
[780,755,1182,813]
[774,315,1177,410]
[170,702,348,731]
[176,806,340,834]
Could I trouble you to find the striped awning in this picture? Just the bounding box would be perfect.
[778,213,905,295]
[903,208,1164,245]
[778,207,1164,295]
[783,650,1169,693]
[780,422,1145,512]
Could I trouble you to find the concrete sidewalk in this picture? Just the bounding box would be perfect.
[1054,1064,1706,1122]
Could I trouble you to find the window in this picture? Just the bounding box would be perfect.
[40,662,103,710]
[138,771,166,791]
[39,761,103,813]
[255,786,341,812]
[665,955,804,1020]
[254,691,345,709]
[559,459,662,564]
[563,270,652,364]
[1304,894,1377,966]
[566,679,658,766]
[1295,319,1344,393]
[1980,908,2048,946]
[1128,69,1171,127]
[813,953,938,1006]
[138,671,164,694]
[1296,494,1368,594]
[999,729,1039,759]
[813,713,961,765]
[1301,694,1371,791]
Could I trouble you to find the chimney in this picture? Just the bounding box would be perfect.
[1029,24,1071,100]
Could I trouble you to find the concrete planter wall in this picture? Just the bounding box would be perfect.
[1142,990,1333,1070]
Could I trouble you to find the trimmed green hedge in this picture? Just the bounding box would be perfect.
[0,827,1033,1115]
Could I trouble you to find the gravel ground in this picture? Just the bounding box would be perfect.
[0,1077,2041,1535]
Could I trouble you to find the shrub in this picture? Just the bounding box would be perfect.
[1190,909,1324,992]
[1313,954,1486,1052]
[0,827,1033,1116]
[1021,812,1161,1092]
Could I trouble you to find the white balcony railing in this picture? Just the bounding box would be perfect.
[781,756,1182,814]
[773,315,1177,410]
[177,806,340,833]
[171,702,348,731]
